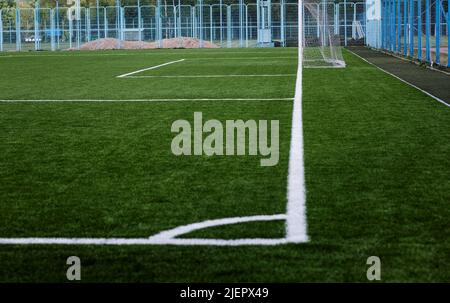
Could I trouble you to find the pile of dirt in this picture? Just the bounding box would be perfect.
[73,37,219,50]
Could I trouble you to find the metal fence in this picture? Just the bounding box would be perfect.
[0,1,365,51]
[380,0,449,67]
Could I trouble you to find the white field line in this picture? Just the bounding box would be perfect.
[285,3,308,243]
[0,238,288,246]
[0,214,288,246]
[347,49,450,108]
[116,59,185,78]
[127,74,296,78]
[0,98,293,102]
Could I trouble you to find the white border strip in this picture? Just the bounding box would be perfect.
[116,59,185,78]
[0,98,293,102]
[285,1,308,243]
[127,74,296,78]
[0,214,288,246]
[347,49,450,108]
[0,237,289,246]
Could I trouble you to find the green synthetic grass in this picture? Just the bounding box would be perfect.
[0,48,449,282]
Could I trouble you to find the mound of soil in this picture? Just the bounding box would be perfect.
[73,37,219,50]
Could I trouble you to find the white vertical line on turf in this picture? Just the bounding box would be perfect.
[116,59,186,78]
[285,0,308,243]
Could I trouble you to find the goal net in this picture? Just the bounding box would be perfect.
[302,0,346,68]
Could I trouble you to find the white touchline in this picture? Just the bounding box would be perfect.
[116,59,185,78]
[0,215,288,246]
[127,74,296,78]
[347,49,450,108]
[285,1,308,243]
[0,98,293,102]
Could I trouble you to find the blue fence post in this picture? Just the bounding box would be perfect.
[50,8,55,51]
[417,0,421,60]
[245,3,248,47]
[210,4,213,43]
[179,0,182,38]
[96,0,100,39]
[397,0,401,52]
[220,0,223,47]
[344,0,347,46]
[392,0,396,51]
[435,0,440,65]
[199,0,203,48]
[389,0,393,50]
[56,1,59,49]
[380,1,383,48]
[16,6,21,51]
[34,3,39,50]
[0,10,3,52]
[425,0,430,61]
[409,0,413,56]
[138,0,142,42]
[69,13,72,49]
[280,0,285,47]
[116,0,120,49]
[239,0,243,47]
[86,7,90,42]
[192,5,195,38]
[156,0,162,47]
[76,6,81,49]
[391,0,395,51]
[447,2,449,67]
[386,0,390,50]
[227,4,231,48]
[403,0,407,56]
[239,0,244,47]
[381,0,383,49]
[382,0,385,49]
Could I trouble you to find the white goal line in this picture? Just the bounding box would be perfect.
[0,214,290,246]
[0,98,293,102]
[127,74,296,78]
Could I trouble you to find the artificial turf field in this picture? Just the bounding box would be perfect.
[0,47,449,282]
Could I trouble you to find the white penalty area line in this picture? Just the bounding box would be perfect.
[0,98,293,102]
[127,74,296,78]
[347,49,450,108]
[116,59,185,78]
